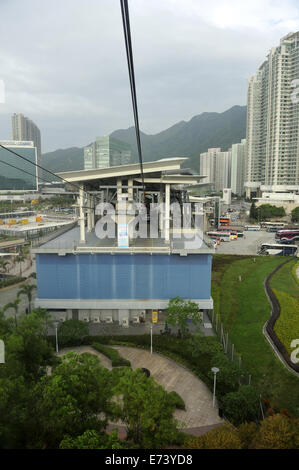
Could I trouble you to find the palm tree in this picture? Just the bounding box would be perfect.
[0,259,9,274]
[15,255,26,277]
[4,298,21,328]
[17,284,36,314]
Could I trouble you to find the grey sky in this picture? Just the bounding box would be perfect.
[0,0,299,153]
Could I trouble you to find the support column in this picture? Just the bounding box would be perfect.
[165,183,170,242]
[159,184,164,233]
[128,179,133,201]
[79,186,86,244]
[91,197,95,229]
[87,195,92,232]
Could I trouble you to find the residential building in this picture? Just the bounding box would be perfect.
[84,136,132,170]
[245,32,299,197]
[231,139,247,196]
[11,113,41,181]
[200,148,232,192]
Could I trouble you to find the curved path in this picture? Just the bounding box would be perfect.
[58,345,223,434]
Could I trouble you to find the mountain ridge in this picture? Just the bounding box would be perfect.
[42,105,247,174]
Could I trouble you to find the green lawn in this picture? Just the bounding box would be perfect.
[270,259,299,355]
[212,255,299,417]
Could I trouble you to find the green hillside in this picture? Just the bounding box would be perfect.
[42,105,247,174]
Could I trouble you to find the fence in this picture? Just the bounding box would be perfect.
[207,309,252,386]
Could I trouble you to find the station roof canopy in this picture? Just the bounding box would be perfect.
[57,158,207,187]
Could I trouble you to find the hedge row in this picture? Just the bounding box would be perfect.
[92,342,131,367]
[84,334,217,391]
[264,259,299,373]
[273,289,299,355]
[0,276,26,289]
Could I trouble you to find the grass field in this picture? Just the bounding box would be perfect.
[270,259,299,355]
[211,255,299,417]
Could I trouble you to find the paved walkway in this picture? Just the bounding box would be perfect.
[58,345,223,434]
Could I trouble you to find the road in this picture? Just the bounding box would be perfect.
[215,229,276,256]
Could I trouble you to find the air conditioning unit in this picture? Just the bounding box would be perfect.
[83,317,89,322]
[132,316,140,324]
[105,316,113,323]
[93,317,100,323]
[122,318,129,327]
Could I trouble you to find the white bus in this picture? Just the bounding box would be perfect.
[245,225,261,231]
[258,243,298,257]
[207,231,232,242]
[260,222,286,232]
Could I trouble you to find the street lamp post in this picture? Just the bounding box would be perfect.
[211,367,219,408]
[53,321,59,354]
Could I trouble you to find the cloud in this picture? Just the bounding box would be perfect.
[0,0,298,152]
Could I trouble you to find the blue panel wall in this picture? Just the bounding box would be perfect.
[36,253,212,300]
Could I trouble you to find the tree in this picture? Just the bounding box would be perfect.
[249,202,258,220]
[112,368,182,448]
[59,429,129,449]
[57,319,89,347]
[4,298,21,328]
[2,310,57,382]
[0,259,9,274]
[238,422,259,449]
[166,297,202,335]
[29,352,112,448]
[186,423,242,449]
[257,204,286,220]
[0,309,14,337]
[255,414,299,449]
[291,206,299,222]
[208,352,241,396]
[14,255,26,277]
[17,283,36,314]
[221,386,261,426]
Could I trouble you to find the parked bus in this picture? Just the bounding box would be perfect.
[215,227,244,238]
[258,243,298,257]
[275,229,299,243]
[207,231,232,242]
[260,221,286,232]
[245,225,261,231]
[260,221,285,229]
[219,217,230,227]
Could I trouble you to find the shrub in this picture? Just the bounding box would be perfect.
[0,277,25,289]
[255,414,299,449]
[92,343,131,367]
[168,391,186,410]
[221,386,261,426]
[185,424,242,449]
[208,352,241,396]
[57,319,89,347]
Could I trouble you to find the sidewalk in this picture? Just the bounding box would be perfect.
[57,345,223,436]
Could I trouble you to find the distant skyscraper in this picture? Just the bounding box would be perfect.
[245,32,299,197]
[231,139,247,196]
[200,147,232,192]
[11,113,41,179]
[84,136,132,170]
